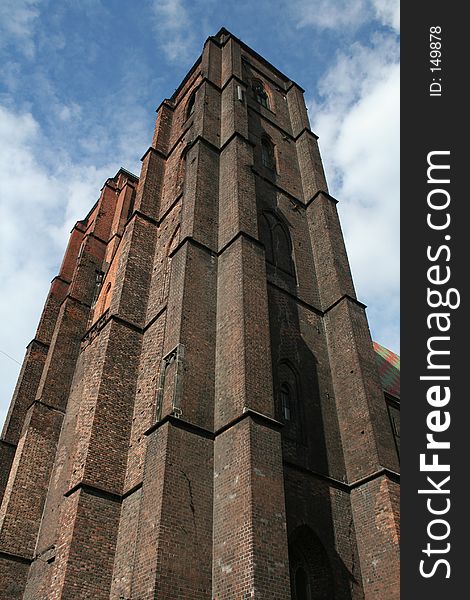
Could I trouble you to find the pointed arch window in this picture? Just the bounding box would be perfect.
[277,360,304,442]
[261,137,276,171]
[186,91,196,119]
[252,79,269,108]
[289,526,334,600]
[259,212,295,278]
[272,223,292,274]
[280,383,292,421]
[259,214,274,264]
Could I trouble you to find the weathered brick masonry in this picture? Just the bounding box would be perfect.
[0,28,400,599]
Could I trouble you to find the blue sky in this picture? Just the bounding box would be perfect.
[0,0,399,428]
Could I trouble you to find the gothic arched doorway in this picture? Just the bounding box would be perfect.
[289,526,335,600]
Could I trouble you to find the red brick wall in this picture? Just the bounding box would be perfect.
[0,28,399,599]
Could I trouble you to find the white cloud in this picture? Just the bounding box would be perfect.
[293,0,399,33]
[0,0,42,58]
[56,102,82,122]
[309,34,399,352]
[371,0,400,32]
[0,104,120,429]
[150,0,197,64]
[294,0,370,30]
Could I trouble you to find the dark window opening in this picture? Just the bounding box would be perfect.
[278,361,304,443]
[386,397,400,460]
[259,212,296,279]
[186,91,196,119]
[281,383,291,421]
[260,214,274,264]
[261,137,275,171]
[289,526,335,600]
[272,224,293,274]
[252,79,269,108]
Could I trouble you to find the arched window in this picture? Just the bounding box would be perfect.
[186,91,196,119]
[259,214,274,264]
[278,361,301,438]
[289,526,334,600]
[252,79,269,108]
[261,137,276,171]
[281,383,292,421]
[272,223,292,274]
[259,211,295,278]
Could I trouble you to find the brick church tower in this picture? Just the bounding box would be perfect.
[0,28,400,599]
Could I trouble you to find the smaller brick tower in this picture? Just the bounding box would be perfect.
[0,28,400,599]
